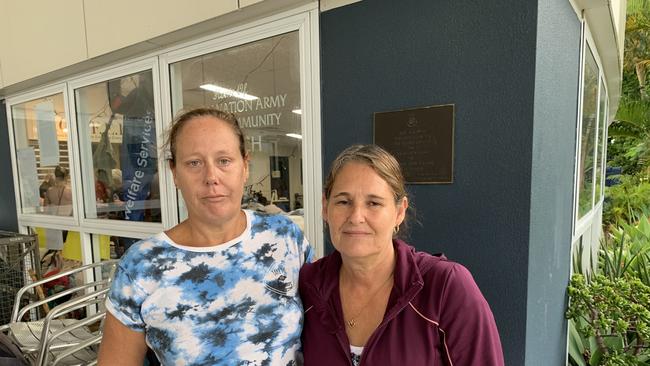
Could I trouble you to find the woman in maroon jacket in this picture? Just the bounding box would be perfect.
[300,144,504,365]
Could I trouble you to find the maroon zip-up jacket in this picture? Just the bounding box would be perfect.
[299,239,504,365]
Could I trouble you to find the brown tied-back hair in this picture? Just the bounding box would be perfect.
[163,108,246,167]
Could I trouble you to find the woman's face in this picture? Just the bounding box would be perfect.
[171,116,248,224]
[323,162,407,260]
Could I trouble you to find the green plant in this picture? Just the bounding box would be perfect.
[607,137,646,177]
[624,2,650,101]
[602,176,650,230]
[610,100,650,177]
[567,274,650,365]
[601,217,650,286]
[607,1,650,193]
[570,4,650,363]
[568,216,650,365]
[573,239,598,281]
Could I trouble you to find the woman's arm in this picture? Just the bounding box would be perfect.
[98,312,148,366]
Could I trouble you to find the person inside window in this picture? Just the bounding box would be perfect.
[43,165,73,216]
[98,108,313,365]
[300,144,504,365]
[39,173,55,202]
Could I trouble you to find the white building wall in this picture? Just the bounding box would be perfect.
[0,0,361,93]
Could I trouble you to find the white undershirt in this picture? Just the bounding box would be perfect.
[350,345,364,365]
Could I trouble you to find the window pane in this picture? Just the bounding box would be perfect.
[594,79,607,200]
[169,32,303,223]
[75,70,160,223]
[33,228,115,319]
[11,93,72,216]
[94,234,139,260]
[34,227,83,273]
[578,48,598,218]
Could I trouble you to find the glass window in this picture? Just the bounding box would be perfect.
[34,227,83,273]
[95,234,139,260]
[10,93,73,217]
[74,70,160,223]
[594,79,607,201]
[33,228,135,277]
[169,32,303,222]
[33,228,119,317]
[578,47,599,219]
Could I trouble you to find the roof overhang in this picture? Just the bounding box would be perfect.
[572,0,626,120]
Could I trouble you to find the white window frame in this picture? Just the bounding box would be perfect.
[66,56,166,239]
[6,83,79,232]
[572,22,607,240]
[594,77,608,206]
[4,3,324,258]
[158,5,324,256]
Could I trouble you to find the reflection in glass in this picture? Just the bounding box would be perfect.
[95,234,139,260]
[33,228,120,320]
[578,48,598,219]
[42,165,73,216]
[75,70,160,223]
[594,79,607,200]
[34,227,82,274]
[11,93,72,216]
[169,31,304,228]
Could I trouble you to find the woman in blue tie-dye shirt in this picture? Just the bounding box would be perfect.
[98,108,313,366]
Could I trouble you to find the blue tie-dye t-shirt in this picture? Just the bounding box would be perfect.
[106,210,313,366]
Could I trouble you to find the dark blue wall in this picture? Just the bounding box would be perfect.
[0,100,18,232]
[321,1,547,364]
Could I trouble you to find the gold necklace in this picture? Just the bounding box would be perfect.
[342,272,394,328]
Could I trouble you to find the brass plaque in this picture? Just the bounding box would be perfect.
[374,104,454,184]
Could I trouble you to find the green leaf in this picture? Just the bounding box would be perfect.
[589,345,603,366]
[602,335,625,352]
[568,320,588,366]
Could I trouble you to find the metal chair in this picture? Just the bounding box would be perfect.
[5,260,117,365]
